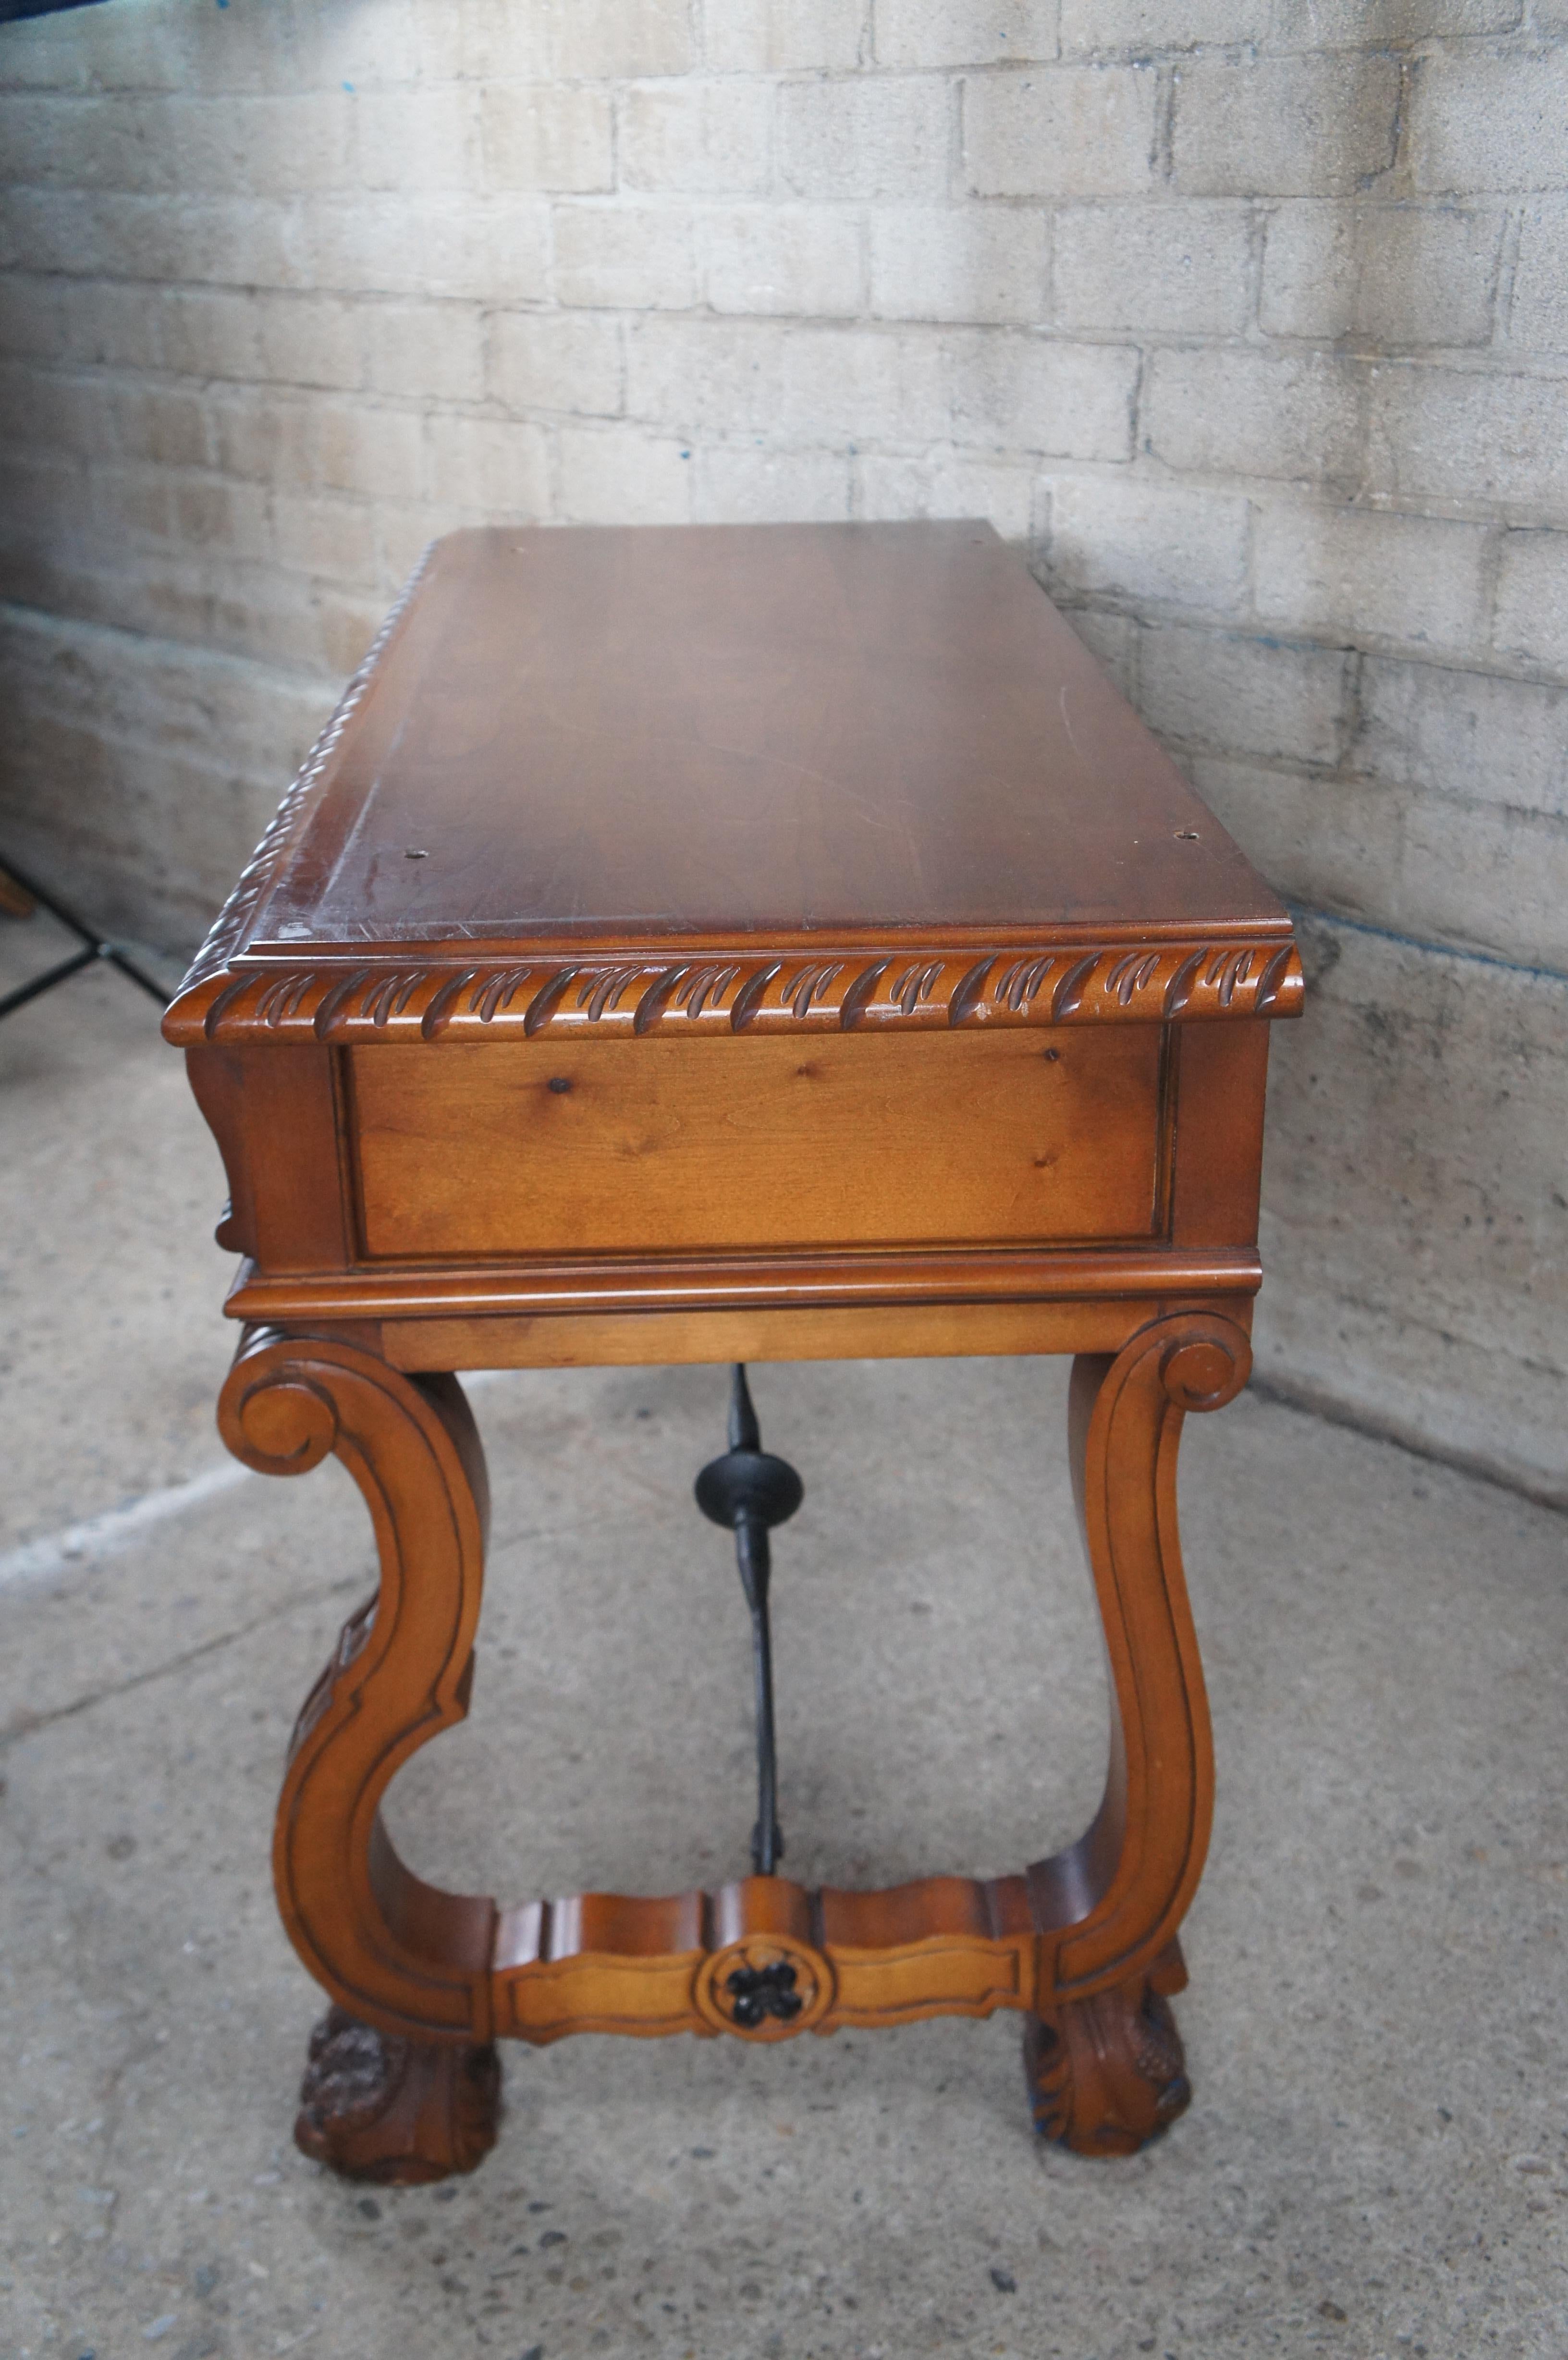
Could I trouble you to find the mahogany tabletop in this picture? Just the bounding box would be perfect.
[240,521,1286,954]
[166,521,1303,1054]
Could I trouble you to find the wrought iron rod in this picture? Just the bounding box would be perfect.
[734,1510,782,1874]
[695,1364,804,1878]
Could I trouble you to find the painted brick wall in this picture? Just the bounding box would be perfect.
[1,0,1564,1496]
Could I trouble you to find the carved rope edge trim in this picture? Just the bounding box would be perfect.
[168,940,1304,1044]
[173,543,440,997]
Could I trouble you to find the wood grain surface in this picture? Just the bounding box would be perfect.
[244,522,1287,946]
[348,1029,1169,1259]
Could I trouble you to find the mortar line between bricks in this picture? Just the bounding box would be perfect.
[1291,902,1568,987]
[0,595,341,689]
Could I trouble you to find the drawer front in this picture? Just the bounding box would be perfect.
[348,1029,1170,1262]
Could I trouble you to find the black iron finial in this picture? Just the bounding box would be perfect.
[695,1365,804,1876]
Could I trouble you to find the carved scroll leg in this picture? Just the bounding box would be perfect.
[1023,1313,1251,2158]
[220,1328,502,2184]
[295,2006,501,2185]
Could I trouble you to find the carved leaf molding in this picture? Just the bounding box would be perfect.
[169,939,1304,1045]
[177,544,439,995]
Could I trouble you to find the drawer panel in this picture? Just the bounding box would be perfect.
[348,1029,1169,1262]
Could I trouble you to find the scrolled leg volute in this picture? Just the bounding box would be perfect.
[1021,1311,1250,2156]
[218,1326,499,2181]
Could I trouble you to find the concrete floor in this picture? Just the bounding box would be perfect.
[2,907,1566,2360]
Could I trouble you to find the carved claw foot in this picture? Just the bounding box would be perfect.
[1024,1943,1192,2157]
[294,2006,502,2184]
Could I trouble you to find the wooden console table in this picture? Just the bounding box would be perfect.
[165,521,1302,2182]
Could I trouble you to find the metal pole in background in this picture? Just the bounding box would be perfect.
[0,852,170,1020]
